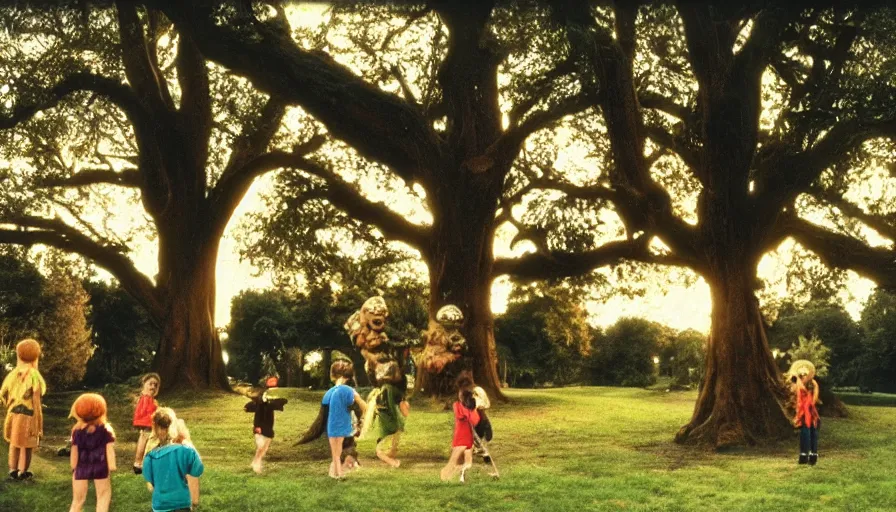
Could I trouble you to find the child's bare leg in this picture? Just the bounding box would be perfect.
[134,430,148,467]
[18,447,32,472]
[69,477,88,512]
[251,435,271,473]
[8,446,19,472]
[459,448,473,482]
[376,437,400,468]
[388,432,401,458]
[440,446,466,481]
[94,477,112,512]
[328,437,344,478]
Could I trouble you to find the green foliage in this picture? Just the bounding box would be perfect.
[786,335,832,378]
[226,278,428,386]
[36,256,93,389]
[660,328,706,388]
[857,290,896,393]
[0,249,92,389]
[494,283,593,387]
[767,300,863,386]
[588,317,661,387]
[82,279,158,386]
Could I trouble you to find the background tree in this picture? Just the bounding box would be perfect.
[35,253,92,388]
[505,1,896,446]
[0,3,323,388]
[494,282,593,387]
[588,317,661,387]
[856,290,896,393]
[82,279,158,386]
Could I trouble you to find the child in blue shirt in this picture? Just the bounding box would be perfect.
[323,360,366,479]
[143,408,204,512]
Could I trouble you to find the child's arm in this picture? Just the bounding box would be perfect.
[32,382,43,438]
[106,442,117,472]
[812,379,821,404]
[187,475,200,506]
[399,400,410,418]
[353,390,368,415]
[70,444,79,471]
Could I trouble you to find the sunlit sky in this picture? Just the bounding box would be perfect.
[5,3,884,334]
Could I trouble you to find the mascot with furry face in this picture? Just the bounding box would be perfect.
[786,360,821,465]
[344,296,391,384]
[417,305,466,374]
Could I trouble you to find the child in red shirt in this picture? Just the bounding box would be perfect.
[132,373,160,474]
[440,387,479,483]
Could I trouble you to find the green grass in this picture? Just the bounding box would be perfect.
[2,386,895,511]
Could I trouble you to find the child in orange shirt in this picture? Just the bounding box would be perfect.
[132,373,160,474]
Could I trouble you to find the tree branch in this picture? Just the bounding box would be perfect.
[35,168,141,188]
[207,96,291,237]
[116,1,173,113]
[808,186,896,241]
[783,215,896,290]
[0,72,147,131]
[160,2,441,184]
[175,29,213,173]
[494,237,690,280]
[0,216,163,320]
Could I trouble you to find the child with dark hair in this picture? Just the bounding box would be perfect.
[132,372,160,474]
[69,393,116,512]
[456,371,493,461]
[322,360,367,479]
[361,361,410,468]
[440,383,480,483]
[244,376,288,474]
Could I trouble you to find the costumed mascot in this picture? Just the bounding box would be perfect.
[344,296,391,384]
[414,305,467,393]
[786,359,821,465]
[359,360,410,467]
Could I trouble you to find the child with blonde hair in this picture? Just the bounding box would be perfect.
[132,372,160,474]
[69,393,116,512]
[0,338,46,481]
[143,407,204,512]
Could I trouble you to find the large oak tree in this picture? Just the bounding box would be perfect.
[0,3,321,389]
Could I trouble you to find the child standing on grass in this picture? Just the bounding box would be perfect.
[244,376,288,474]
[132,372,160,475]
[0,338,46,481]
[323,360,367,479]
[457,372,494,463]
[69,393,116,512]
[143,408,204,512]
[440,386,480,483]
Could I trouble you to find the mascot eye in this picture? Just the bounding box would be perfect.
[450,334,463,344]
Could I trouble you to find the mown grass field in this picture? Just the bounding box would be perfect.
[1,385,894,511]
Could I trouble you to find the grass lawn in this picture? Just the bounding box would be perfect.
[1,385,894,511]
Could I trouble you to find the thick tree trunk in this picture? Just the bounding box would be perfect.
[676,268,792,447]
[153,242,229,391]
[415,208,505,401]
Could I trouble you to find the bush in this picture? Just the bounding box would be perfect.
[588,317,661,387]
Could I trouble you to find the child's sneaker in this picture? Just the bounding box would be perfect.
[798,453,808,464]
[17,471,33,481]
[808,453,818,466]
[7,470,18,480]
[132,464,143,475]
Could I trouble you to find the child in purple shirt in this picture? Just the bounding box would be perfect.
[69,393,116,512]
